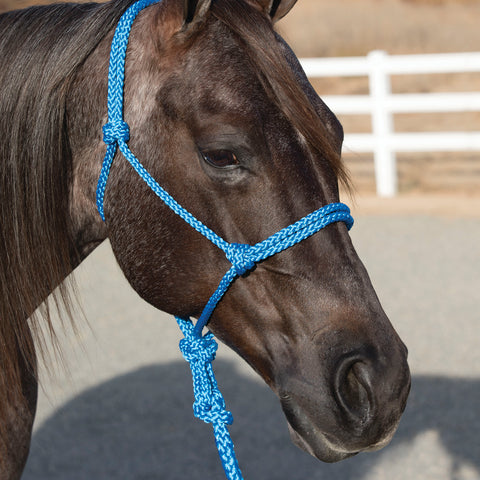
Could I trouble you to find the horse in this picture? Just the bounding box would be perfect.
[0,0,410,478]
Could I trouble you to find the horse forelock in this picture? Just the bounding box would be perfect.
[208,0,350,190]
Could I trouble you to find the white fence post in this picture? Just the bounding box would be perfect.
[368,50,397,197]
[300,51,480,197]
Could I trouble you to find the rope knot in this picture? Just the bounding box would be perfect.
[103,121,130,145]
[194,402,234,425]
[226,243,256,277]
[179,333,218,364]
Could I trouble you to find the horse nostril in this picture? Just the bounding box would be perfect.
[335,356,374,424]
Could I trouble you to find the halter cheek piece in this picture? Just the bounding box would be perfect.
[96,1,353,479]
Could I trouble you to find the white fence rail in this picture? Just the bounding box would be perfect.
[301,51,480,196]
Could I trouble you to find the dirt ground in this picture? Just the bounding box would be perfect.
[1,0,479,195]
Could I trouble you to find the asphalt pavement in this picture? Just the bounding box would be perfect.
[22,206,480,480]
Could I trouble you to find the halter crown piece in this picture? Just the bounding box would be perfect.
[96,1,354,478]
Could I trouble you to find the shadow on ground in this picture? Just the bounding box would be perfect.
[23,361,479,480]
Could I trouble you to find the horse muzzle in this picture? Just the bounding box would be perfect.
[278,339,411,462]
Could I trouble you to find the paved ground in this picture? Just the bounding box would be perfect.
[23,198,479,480]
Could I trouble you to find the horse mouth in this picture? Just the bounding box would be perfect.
[286,422,358,463]
[280,395,358,462]
[280,393,400,463]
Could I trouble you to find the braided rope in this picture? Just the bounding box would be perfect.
[95,1,354,478]
[177,319,243,480]
[96,0,162,221]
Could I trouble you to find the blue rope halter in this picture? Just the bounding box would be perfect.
[96,1,354,478]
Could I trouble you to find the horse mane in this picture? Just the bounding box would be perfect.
[210,0,350,189]
[0,0,135,417]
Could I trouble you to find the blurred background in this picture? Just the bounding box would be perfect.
[1,1,478,479]
[277,0,480,197]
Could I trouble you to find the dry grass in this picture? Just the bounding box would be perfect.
[278,0,480,57]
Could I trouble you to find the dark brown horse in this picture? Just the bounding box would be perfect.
[0,0,410,478]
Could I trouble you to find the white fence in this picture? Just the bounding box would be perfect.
[300,51,480,196]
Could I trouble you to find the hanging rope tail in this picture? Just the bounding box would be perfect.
[96,1,354,479]
[177,319,243,480]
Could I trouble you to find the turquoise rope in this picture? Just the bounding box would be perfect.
[95,1,354,478]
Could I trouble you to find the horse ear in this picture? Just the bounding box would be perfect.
[269,0,298,22]
[152,0,211,44]
[247,0,298,22]
[183,0,212,25]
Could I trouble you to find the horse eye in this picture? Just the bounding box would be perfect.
[201,149,239,169]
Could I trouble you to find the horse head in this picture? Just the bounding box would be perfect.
[70,0,410,463]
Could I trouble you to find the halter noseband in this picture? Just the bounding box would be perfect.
[96,1,353,478]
